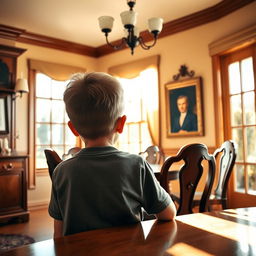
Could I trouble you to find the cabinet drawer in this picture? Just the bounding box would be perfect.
[0,159,24,171]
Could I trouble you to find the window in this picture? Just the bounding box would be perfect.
[221,45,256,199]
[116,68,158,154]
[225,55,256,195]
[35,73,76,169]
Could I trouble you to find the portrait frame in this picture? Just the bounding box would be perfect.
[165,77,204,137]
[0,95,9,134]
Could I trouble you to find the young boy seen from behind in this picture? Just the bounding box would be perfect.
[48,72,176,237]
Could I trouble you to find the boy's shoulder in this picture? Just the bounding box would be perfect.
[56,147,145,167]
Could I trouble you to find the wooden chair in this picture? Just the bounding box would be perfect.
[139,145,165,164]
[193,140,237,210]
[159,143,216,215]
[62,147,81,160]
[139,146,166,220]
[44,149,62,180]
[44,147,81,179]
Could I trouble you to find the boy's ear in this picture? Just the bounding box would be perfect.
[116,115,127,134]
[68,121,79,137]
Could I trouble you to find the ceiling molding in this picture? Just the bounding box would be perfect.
[18,31,97,57]
[0,24,25,41]
[0,24,96,57]
[0,0,254,58]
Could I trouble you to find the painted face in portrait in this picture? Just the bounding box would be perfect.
[177,96,188,113]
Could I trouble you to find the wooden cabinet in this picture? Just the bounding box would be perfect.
[0,45,27,149]
[0,153,29,223]
[0,45,29,223]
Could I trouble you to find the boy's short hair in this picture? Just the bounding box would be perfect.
[64,72,124,139]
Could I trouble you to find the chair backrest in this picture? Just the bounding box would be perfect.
[160,143,216,215]
[213,140,237,201]
[139,145,165,164]
[62,147,81,160]
[44,149,62,180]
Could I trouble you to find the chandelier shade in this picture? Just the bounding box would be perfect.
[148,18,163,33]
[120,11,138,26]
[98,0,163,55]
[98,16,114,32]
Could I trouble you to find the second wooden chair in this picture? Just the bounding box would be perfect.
[193,140,237,210]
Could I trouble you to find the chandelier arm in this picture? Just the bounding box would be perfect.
[138,36,157,50]
[105,34,126,50]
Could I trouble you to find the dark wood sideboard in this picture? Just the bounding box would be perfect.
[0,152,29,223]
[0,45,29,223]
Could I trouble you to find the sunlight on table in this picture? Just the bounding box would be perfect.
[166,242,214,256]
[177,213,256,248]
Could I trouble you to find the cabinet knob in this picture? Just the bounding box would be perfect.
[3,163,13,171]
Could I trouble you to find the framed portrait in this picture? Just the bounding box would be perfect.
[0,95,9,134]
[165,77,204,137]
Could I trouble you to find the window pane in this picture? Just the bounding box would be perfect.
[129,143,140,154]
[65,111,69,123]
[36,146,48,169]
[52,146,65,160]
[36,124,50,145]
[232,128,243,161]
[235,164,245,192]
[126,102,141,122]
[118,125,128,144]
[52,100,65,123]
[141,122,152,145]
[119,144,129,153]
[65,126,76,145]
[230,95,242,126]
[228,62,241,94]
[52,80,67,99]
[241,57,254,92]
[243,92,256,125]
[36,99,51,122]
[246,127,256,163]
[248,165,256,195]
[116,69,155,154]
[35,74,75,171]
[52,124,64,144]
[129,124,140,143]
[36,73,51,98]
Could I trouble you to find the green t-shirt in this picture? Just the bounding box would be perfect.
[48,146,171,236]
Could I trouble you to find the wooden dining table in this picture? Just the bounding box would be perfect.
[150,163,179,182]
[2,207,255,256]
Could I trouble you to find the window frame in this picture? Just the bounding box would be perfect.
[28,70,77,188]
[212,42,256,207]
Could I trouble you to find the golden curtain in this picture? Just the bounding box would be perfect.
[28,59,86,81]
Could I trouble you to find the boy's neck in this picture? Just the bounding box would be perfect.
[82,134,115,148]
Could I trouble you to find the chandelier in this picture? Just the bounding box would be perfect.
[98,0,163,55]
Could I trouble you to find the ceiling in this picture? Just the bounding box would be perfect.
[0,0,222,47]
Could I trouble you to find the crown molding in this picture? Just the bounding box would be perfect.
[0,24,96,57]
[0,25,25,41]
[18,31,97,57]
[0,0,254,58]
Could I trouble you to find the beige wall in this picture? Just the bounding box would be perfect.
[2,2,255,206]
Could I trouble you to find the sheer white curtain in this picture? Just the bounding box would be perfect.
[109,55,160,150]
[112,67,159,154]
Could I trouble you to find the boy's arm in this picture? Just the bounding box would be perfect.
[155,200,176,221]
[54,219,64,238]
